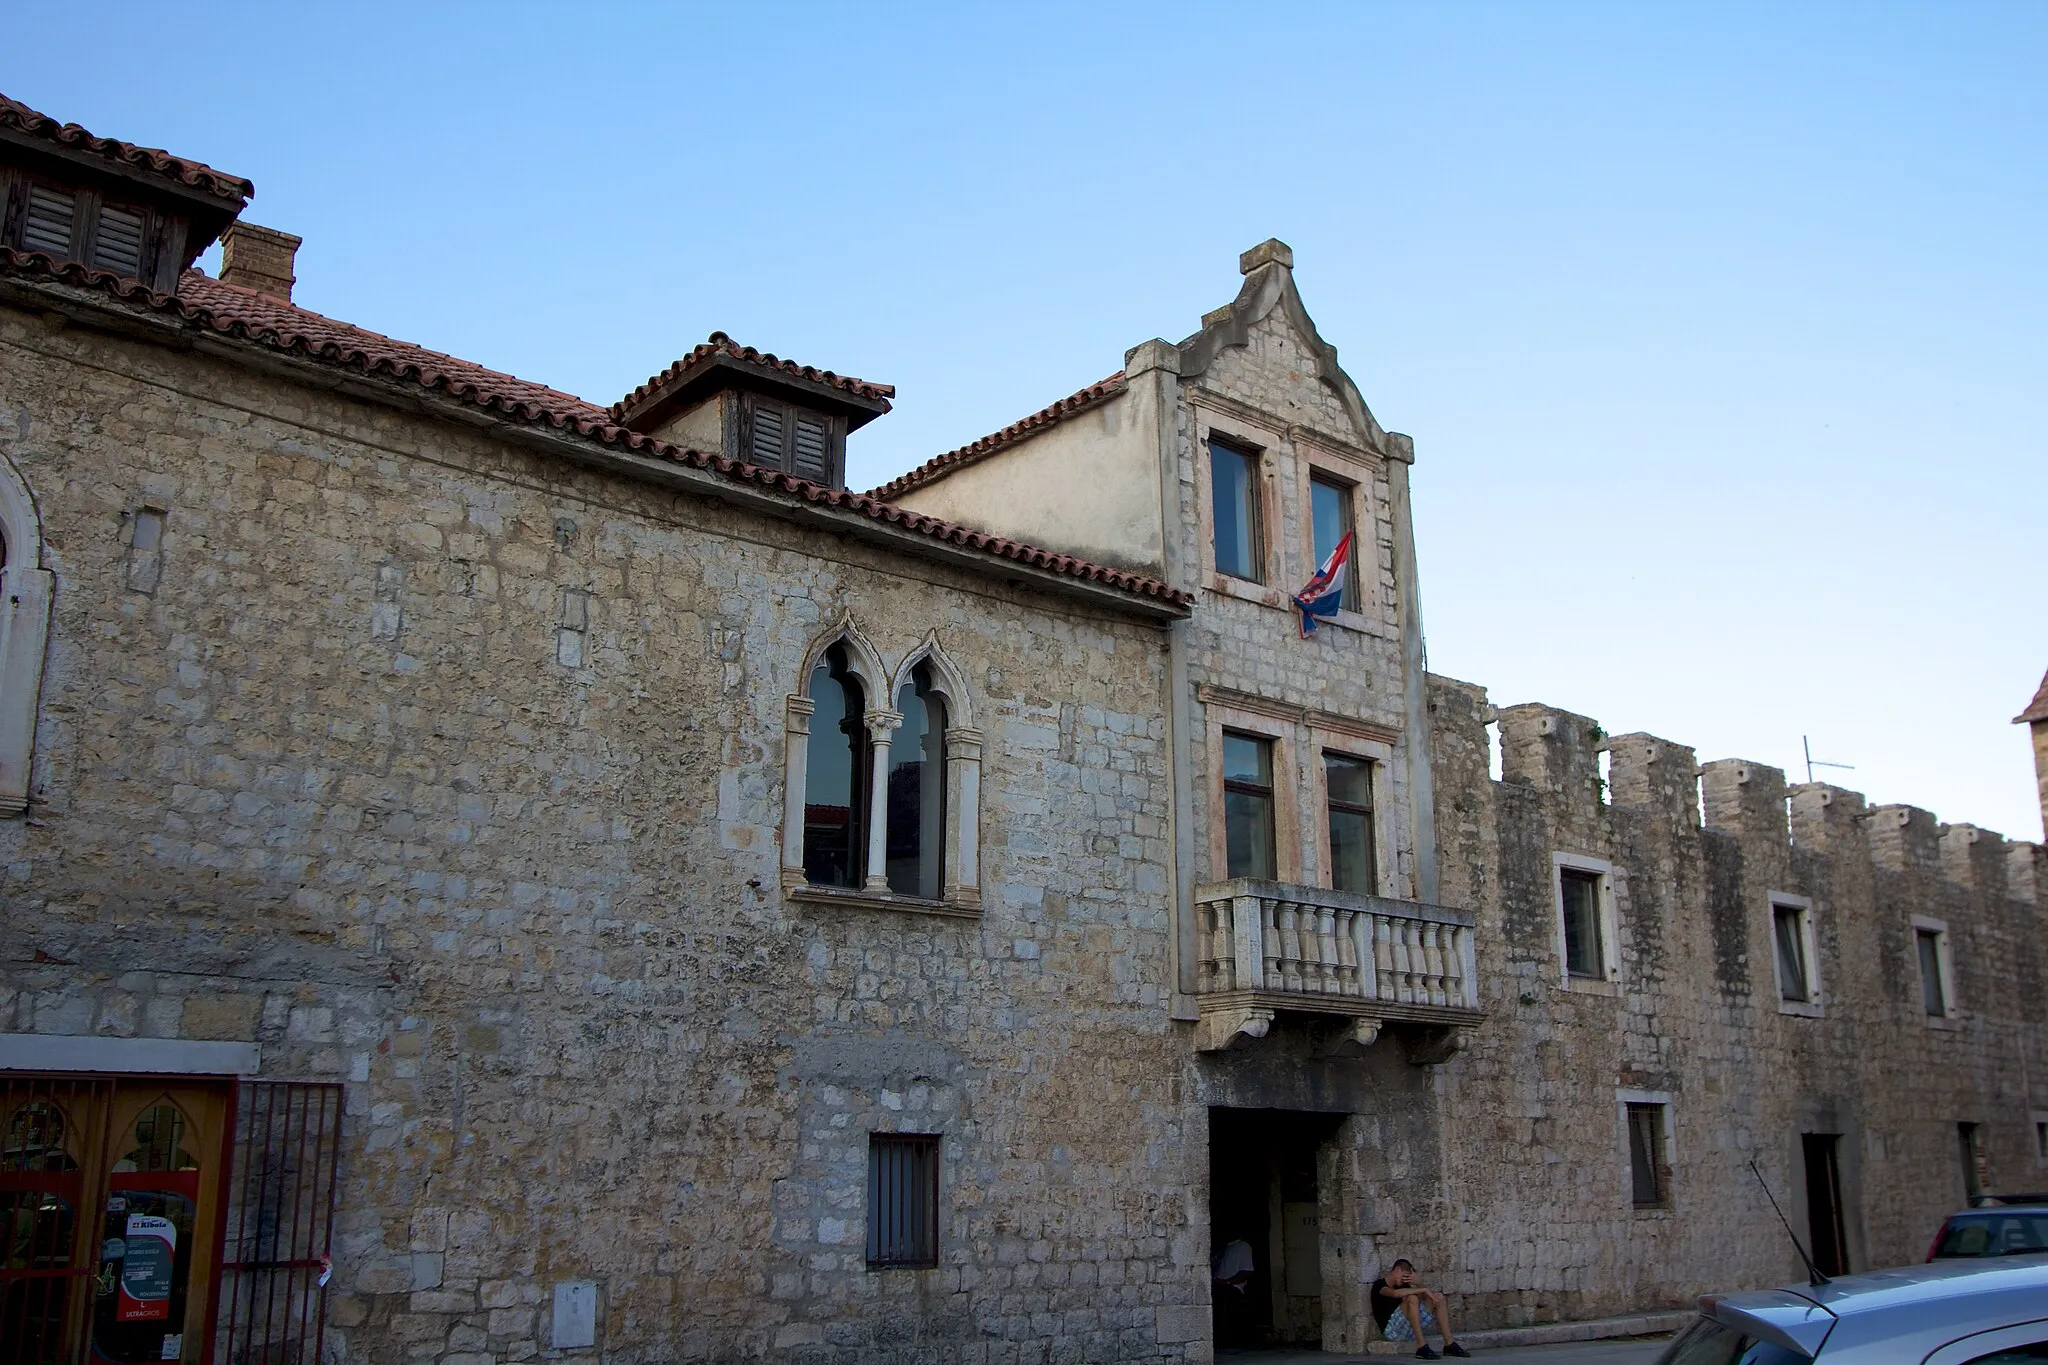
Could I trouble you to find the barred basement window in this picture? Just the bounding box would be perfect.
[1626,1102,1669,1208]
[866,1133,939,1269]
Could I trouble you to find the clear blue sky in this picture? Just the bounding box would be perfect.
[11,3,2044,839]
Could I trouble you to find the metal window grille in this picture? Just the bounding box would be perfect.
[0,1075,115,1365]
[216,1082,342,1365]
[1627,1103,1667,1208]
[866,1134,938,1269]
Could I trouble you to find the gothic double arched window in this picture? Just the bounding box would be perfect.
[783,620,982,911]
[0,451,53,817]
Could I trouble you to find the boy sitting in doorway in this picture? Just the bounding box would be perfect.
[1371,1258,1469,1358]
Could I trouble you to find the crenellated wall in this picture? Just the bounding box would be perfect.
[1425,672,2047,1326]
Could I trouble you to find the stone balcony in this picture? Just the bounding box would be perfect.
[1192,878,1484,1061]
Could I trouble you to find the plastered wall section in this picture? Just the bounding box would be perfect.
[0,304,1213,1365]
[1424,674,2048,1328]
[887,384,1166,577]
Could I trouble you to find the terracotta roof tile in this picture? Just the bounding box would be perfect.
[612,330,894,421]
[0,248,1188,612]
[869,371,1126,501]
[2016,670,2048,725]
[0,94,252,204]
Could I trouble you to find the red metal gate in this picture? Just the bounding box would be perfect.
[214,1083,341,1365]
[0,1075,114,1365]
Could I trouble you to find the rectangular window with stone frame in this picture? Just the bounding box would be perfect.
[1323,751,1376,895]
[1916,920,1955,1018]
[1222,731,1277,880]
[1627,1102,1670,1208]
[1209,438,1263,583]
[1560,868,1605,978]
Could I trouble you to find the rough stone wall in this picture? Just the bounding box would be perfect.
[1425,673,2048,1326]
[0,303,1210,1365]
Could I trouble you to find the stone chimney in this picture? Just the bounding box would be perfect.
[2015,668,2048,840]
[218,222,301,301]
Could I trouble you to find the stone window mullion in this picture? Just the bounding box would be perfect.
[862,709,903,892]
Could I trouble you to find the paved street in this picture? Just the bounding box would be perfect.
[1219,1336,1673,1365]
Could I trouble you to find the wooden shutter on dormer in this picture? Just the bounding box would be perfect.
[21,183,75,256]
[749,398,787,466]
[89,204,145,277]
[791,411,831,482]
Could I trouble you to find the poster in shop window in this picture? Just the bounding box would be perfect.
[117,1214,176,1322]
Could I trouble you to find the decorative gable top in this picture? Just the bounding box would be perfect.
[1176,238,1403,463]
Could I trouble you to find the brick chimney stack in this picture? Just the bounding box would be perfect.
[218,222,301,301]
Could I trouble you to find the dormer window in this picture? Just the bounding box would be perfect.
[7,177,153,278]
[611,332,894,491]
[0,95,252,292]
[742,392,839,483]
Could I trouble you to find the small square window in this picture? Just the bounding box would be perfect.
[1222,731,1277,881]
[867,1133,939,1269]
[1627,1103,1669,1208]
[1773,903,1812,1003]
[1560,868,1605,979]
[1209,440,1262,582]
[1917,927,1951,1017]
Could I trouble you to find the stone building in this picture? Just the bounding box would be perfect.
[0,91,2043,1365]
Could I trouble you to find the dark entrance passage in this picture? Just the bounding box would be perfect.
[1802,1133,1849,1277]
[1208,1107,1344,1349]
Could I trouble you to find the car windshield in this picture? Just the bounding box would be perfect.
[1935,1213,2048,1258]
[1654,1316,1810,1365]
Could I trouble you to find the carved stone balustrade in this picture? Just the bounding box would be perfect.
[1192,878,1484,1058]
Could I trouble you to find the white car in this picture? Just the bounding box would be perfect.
[1654,1256,2048,1364]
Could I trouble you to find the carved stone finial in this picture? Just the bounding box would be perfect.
[1239,239,1294,275]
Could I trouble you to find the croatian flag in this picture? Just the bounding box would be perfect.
[1291,531,1353,637]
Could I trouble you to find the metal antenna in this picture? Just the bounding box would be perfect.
[1803,736,1855,786]
[1750,1158,1831,1286]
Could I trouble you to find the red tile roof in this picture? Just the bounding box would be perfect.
[613,330,894,421]
[0,248,1188,612]
[0,95,252,204]
[869,371,1126,501]
[2016,671,2048,725]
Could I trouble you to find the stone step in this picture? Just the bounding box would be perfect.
[1362,1309,1692,1354]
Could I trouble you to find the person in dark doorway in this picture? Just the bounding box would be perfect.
[1371,1258,1469,1358]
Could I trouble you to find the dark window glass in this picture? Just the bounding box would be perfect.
[1222,732,1275,880]
[803,646,866,887]
[866,1134,939,1269]
[1309,475,1357,611]
[886,666,947,899]
[1773,906,1810,1002]
[1627,1103,1666,1207]
[1325,753,1376,895]
[1210,441,1261,581]
[1561,869,1604,978]
[1933,1212,2048,1259]
[1960,1344,2048,1363]
[1919,929,1948,1015]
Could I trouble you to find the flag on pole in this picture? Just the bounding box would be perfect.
[1291,530,1353,637]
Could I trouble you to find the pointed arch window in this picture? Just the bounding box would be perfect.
[783,623,983,913]
[887,665,946,898]
[803,645,868,888]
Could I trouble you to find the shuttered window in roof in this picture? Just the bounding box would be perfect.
[740,394,843,486]
[90,205,145,277]
[791,412,831,481]
[21,184,75,256]
[749,399,785,466]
